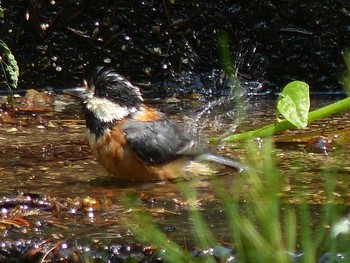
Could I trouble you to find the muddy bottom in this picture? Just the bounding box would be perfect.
[0,94,350,262]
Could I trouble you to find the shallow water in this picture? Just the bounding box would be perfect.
[0,94,350,260]
[1,94,350,203]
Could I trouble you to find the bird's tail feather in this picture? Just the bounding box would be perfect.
[195,152,246,171]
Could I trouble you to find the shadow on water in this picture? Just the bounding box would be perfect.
[1,92,350,261]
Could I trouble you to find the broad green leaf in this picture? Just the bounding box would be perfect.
[277,81,310,128]
[0,40,19,89]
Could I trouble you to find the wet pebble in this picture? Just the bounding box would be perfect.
[24,89,52,108]
[5,127,17,133]
[189,245,237,262]
[305,136,340,154]
[318,252,347,263]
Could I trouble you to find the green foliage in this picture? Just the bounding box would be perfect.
[0,6,3,18]
[122,139,345,262]
[0,40,19,90]
[217,31,246,132]
[218,32,244,101]
[277,81,310,128]
[211,85,350,142]
[213,139,292,262]
[218,32,236,79]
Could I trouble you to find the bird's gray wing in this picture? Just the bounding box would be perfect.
[121,118,201,164]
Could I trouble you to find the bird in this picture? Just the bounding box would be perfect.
[74,67,244,181]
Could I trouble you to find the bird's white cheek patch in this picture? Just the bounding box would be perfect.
[85,97,129,122]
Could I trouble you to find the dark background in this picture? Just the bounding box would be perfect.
[1,0,349,96]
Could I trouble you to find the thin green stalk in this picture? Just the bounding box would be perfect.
[284,206,297,254]
[178,180,217,263]
[299,204,316,263]
[212,177,247,262]
[121,193,191,262]
[210,96,350,142]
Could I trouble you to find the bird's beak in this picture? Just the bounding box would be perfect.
[63,80,92,101]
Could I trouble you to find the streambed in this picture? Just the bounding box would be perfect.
[0,93,349,262]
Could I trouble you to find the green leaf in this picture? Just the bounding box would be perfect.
[277,81,310,128]
[0,40,19,89]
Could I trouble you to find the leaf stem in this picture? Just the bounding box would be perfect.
[210,96,350,143]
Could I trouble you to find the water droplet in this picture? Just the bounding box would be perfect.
[40,23,49,31]
[61,243,68,249]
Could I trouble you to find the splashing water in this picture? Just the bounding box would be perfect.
[186,91,249,143]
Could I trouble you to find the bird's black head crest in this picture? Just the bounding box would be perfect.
[90,67,143,108]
